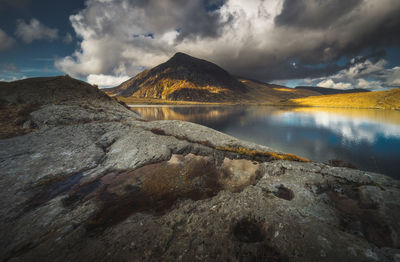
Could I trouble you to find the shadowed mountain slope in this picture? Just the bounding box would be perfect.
[295,86,370,95]
[238,78,322,103]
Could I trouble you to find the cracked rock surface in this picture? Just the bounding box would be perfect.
[1,76,400,261]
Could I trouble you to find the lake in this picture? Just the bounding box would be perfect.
[131,105,400,179]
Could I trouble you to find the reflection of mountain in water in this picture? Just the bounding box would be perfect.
[133,106,247,129]
[132,106,244,123]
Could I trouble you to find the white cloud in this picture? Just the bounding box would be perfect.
[356,79,383,90]
[336,59,387,80]
[15,18,58,43]
[301,58,399,90]
[0,75,27,82]
[0,28,15,51]
[381,66,400,87]
[317,79,352,90]
[87,74,130,88]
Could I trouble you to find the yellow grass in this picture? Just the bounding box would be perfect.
[289,88,400,109]
[215,147,309,162]
[273,88,295,92]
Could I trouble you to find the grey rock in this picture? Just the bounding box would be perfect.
[1,76,400,262]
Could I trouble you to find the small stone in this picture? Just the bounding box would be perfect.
[364,249,379,261]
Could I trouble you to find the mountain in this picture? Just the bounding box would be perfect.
[106,52,327,103]
[106,52,247,102]
[288,87,400,109]
[295,86,370,95]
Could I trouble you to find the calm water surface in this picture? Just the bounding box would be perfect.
[131,105,400,179]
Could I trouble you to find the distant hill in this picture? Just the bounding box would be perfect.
[295,86,370,95]
[106,53,324,104]
[288,88,400,109]
[106,52,247,102]
[238,78,321,103]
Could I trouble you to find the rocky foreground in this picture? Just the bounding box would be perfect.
[1,76,400,261]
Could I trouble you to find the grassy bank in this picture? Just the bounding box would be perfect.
[287,88,400,110]
[116,97,241,105]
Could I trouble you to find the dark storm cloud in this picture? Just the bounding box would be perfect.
[273,0,400,65]
[173,0,228,40]
[277,51,386,81]
[275,0,363,29]
[244,62,342,82]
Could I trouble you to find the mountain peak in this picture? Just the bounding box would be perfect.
[108,53,247,102]
[171,52,190,59]
[166,52,205,66]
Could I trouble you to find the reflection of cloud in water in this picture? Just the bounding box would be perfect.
[275,111,400,143]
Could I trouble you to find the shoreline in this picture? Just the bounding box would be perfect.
[127,101,400,110]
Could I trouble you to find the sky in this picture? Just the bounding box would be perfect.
[1,0,400,90]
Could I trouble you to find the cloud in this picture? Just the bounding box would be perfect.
[56,0,400,86]
[87,74,130,88]
[0,75,27,82]
[356,79,383,90]
[300,57,399,90]
[15,18,58,43]
[63,33,73,44]
[317,79,352,90]
[275,0,363,29]
[380,66,400,87]
[55,0,228,79]
[0,29,15,51]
